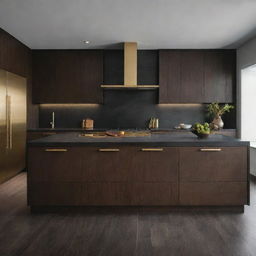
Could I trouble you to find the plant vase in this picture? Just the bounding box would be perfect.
[211,115,224,130]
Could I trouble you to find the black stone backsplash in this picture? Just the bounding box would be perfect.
[39,90,236,129]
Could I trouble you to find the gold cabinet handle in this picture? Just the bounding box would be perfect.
[200,148,222,152]
[9,96,12,150]
[6,95,9,149]
[45,149,68,152]
[98,149,120,152]
[141,148,164,152]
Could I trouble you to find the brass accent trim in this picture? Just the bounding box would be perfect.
[200,148,222,152]
[124,42,137,86]
[6,95,9,149]
[100,85,159,88]
[6,95,12,149]
[9,96,12,149]
[141,148,164,152]
[98,148,120,152]
[45,149,68,152]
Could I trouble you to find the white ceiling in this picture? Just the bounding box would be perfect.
[0,0,256,49]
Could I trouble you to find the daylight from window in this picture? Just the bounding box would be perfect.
[241,65,256,143]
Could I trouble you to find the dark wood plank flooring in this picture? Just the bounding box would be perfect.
[0,173,256,256]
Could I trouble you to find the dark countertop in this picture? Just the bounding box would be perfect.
[27,128,104,132]
[28,132,248,147]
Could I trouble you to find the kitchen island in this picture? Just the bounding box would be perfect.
[27,132,249,211]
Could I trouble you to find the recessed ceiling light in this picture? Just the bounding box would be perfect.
[83,40,90,44]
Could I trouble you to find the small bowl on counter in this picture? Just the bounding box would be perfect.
[191,122,211,139]
[174,123,192,130]
[191,130,210,139]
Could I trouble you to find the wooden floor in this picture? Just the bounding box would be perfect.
[0,173,256,256]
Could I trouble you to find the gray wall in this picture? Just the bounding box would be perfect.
[237,36,256,138]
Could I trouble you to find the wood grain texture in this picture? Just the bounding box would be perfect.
[204,50,235,103]
[83,182,130,205]
[28,146,248,207]
[159,49,236,103]
[130,182,178,205]
[1,173,256,256]
[28,147,83,182]
[130,147,178,182]
[29,182,82,205]
[180,147,247,182]
[159,50,181,103]
[180,50,204,103]
[180,182,247,205]
[32,50,103,103]
[82,147,133,182]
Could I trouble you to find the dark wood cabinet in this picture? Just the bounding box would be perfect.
[159,50,181,103]
[82,183,130,205]
[180,51,204,103]
[180,147,247,182]
[28,146,179,206]
[29,182,82,206]
[28,147,83,182]
[204,50,234,103]
[159,50,235,103]
[130,147,178,182]
[130,182,178,205]
[180,182,247,206]
[179,147,248,206]
[28,146,248,207]
[82,147,133,182]
[32,50,103,103]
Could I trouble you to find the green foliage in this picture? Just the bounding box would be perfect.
[192,122,211,134]
[207,103,234,117]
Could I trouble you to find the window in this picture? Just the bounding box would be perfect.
[241,65,256,142]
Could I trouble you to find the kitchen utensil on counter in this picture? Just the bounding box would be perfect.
[174,123,192,130]
[49,112,55,129]
[149,118,159,129]
[82,118,94,130]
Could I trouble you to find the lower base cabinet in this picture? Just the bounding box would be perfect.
[28,146,248,207]
[29,182,82,206]
[179,182,247,206]
[29,182,178,206]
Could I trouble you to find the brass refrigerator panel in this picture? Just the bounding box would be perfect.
[0,70,7,182]
[5,72,27,182]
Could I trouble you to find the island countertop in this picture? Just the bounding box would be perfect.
[28,132,249,147]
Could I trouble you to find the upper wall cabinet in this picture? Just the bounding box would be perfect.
[159,50,235,103]
[32,50,103,103]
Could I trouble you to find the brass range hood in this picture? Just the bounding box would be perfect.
[101,42,159,89]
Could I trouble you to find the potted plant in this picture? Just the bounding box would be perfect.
[207,103,234,130]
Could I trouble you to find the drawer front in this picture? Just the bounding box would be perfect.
[81,182,178,206]
[82,183,130,205]
[131,147,179,182]
[28,147,83,182]
[180,147,247,181]
[180,182,247,206]
[82,147,133,182]
[28,182,82,206]
[130,183,178,206]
